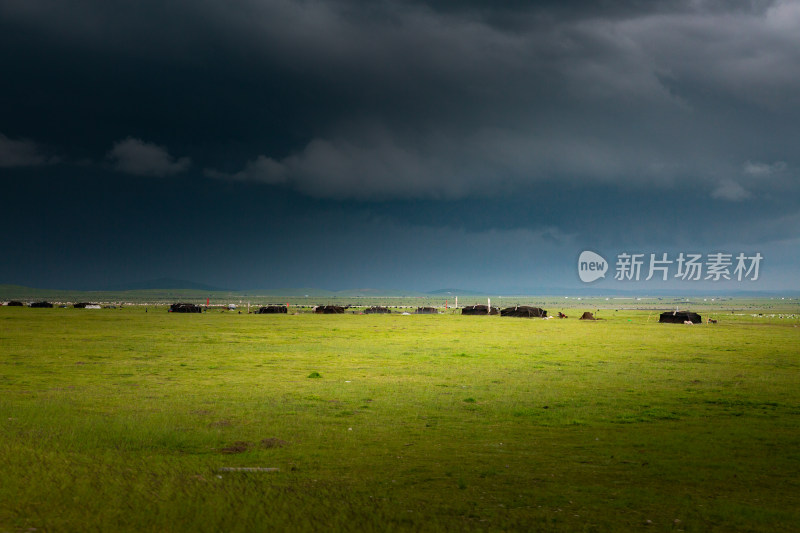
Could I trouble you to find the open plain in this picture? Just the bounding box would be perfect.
[1,303,799,532]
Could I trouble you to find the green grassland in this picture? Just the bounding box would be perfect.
[1,306,799,531]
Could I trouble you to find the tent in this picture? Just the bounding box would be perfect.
[461,305,498,316]
[29,301,53,308]
[579,312,595,320]
[257,305,288,314]
[659,311,702,324]
[73,302,97,309]
[6,301,24,307]
[315,305,344,314]
[415,307,437,314]
[169,303,202,313]
[364,306,391,314]
[501,306,547,318]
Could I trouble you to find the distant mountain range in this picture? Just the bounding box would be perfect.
[103,278,229,292]
[427,288,486,296]
[1,281,798,300]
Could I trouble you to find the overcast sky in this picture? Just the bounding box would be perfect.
[2,0,798,293]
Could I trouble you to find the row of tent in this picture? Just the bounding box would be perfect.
[4,300,702,323]
[464,305,548,317]
[460,305,599,320]
[174,303,700,323]
[5,301,106,308]
[5,301,74,308]
[459,307,702,323]
[169,304,701,322]
[315,306,437,314]
[169,303,292,314]
[460,305,549,317]
[5,301,54,308]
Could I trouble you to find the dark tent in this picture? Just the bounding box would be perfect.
[7,301,24,306]
[461,305,499,316]
[257,305,288,314]
[364,306,391,314]
[579,312,595,320]
[415,307,437,314]
[659,311,702,324]
[170,303,202,313]
[315,305,344,314]
[73,302,96,309]
[30,301,53,308]
[501,306,547,318]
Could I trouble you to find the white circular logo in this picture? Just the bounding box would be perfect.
[578,251,608,283]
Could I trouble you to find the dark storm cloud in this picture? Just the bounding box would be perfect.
[2,1,798,200]
[187,0,799,201]
[0,133,54,167]
[107,138,191,177]
[1,0,799,290]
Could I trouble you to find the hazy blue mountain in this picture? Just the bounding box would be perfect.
[104,278,229,291]
[427,288,486,296]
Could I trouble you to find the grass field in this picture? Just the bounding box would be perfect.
[1,305,799,531]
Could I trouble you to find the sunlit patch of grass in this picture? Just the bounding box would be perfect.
[0,306,798,531]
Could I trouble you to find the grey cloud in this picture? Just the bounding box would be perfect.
[711,180,752,201]
[204,156,287,184]
[222,0,800,109]
[205,133,455,199]
[108,138,190,177]
[0,133,53,167]
[212,124,734,200]
[743,160,787,176]
[615,2,800,109]
[4,0,800,292]
[706,159,790,201]
[4,1,800,200]
[196,0,799,199]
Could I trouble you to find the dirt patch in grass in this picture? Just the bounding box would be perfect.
[261,438,289,449]
[220,441,251,454]
[209,419,232,428]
